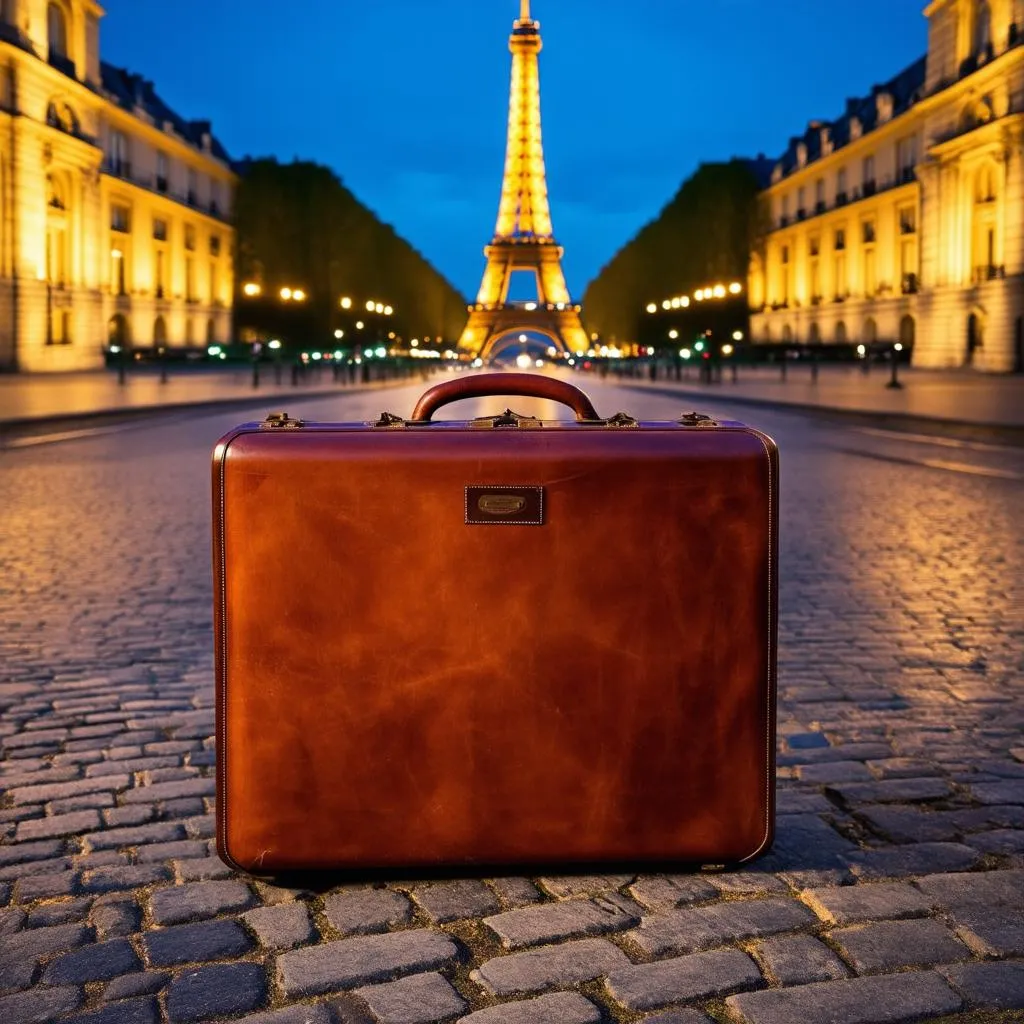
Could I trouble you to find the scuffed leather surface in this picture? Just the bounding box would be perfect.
[214,427,777,872]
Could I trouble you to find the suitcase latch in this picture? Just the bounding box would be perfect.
[472,409,542,429]
[373,412,407,428]
[261,412,304,429]
[678,412,718,427]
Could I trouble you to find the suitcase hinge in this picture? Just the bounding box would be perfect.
[261,412,305,429]
[678,412,718,427]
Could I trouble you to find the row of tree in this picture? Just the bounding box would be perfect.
[582,160,770,345]
[233,158,468,346]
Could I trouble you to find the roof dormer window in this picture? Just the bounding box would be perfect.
[47,3,68,59]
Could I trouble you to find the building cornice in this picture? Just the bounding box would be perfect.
[763,181,919,238]
[99,98,237,183]
[99,173,235,229]
[0,40,236,183]
[762,43,1024,196]
[922,0,952,17]
[927,110,1024,159]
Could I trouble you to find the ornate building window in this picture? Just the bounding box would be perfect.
[47,3,68,58]
[156,151,169,193]
[971,162,1001,282]
[974,0,992,56]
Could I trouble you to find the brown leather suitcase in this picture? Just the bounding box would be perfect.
[213,373,778,873]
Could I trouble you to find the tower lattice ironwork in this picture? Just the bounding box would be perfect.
[457,0,589,360]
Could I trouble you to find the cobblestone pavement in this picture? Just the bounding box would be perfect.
[1,379,1022,1024]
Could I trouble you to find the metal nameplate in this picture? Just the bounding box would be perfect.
[466,486,544,526]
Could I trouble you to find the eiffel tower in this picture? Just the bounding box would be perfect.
[457,0,589,361]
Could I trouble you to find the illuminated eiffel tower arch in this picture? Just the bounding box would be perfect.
[457,0,589,361]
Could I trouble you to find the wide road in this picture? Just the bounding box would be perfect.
[0,374,1022,1024]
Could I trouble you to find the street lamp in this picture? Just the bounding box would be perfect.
[887,342,904,390]
[340,296,352,309]
[242,282,262,297]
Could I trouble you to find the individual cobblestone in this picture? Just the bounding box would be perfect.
[277,930,458,997]
[230,1007,334,1024]
[149,879,255,924]
[354,971,467,1023]
[606,948,762,1010]
[842,842,980,879]
[0,986,83,1024]
[82,822,185,851]
[486,878,542,907]
[15,810,100,840]
[939,962,1024,1009]
[473,936,630,996]
[628,875,717,910]
[412,879,500,922]
[754,933,848,985]
[828,918,971,973]
[725,971,962,1023]
[322,888,412,935]
[103,970,171,1001]
[143,919,253,966]
[627,897,815,956]
[63,995,160,1024]
[41,938,141,983]
[458,992,600,1024]
[91,900,141,938]
[166,962,267,1022]
[801,881,932,924]
[242,904,314,950]
[484,895,639,949]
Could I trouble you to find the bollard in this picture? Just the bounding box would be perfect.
[252,359,260,390]
[159,349,168,385]
[811,355,819,382]
[291,363,300,386]
[731,363,738,383]
[886,349,904,389]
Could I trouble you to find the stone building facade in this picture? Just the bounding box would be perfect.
[750,0,1024,371]
[0,0,236,371]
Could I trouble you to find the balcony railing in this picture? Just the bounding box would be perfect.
[973,264,1005,284]
[899,166,916,185]
[156,176,168,194]
[815,200,826,215]
[106,159,132,181]
[901,274,919,294]
[835,192,848,206]
[862,179,877,197]
[48,48,77,79]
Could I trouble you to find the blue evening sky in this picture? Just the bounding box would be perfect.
[100,1,928,299]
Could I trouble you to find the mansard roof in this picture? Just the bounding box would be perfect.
[774,56,927,179]
[100,62,232,164]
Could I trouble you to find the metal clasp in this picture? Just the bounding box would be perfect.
[678,411,717,427]
[261,412,304,429]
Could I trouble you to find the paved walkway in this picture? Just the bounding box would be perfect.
[0,367,382,426]
[1,364,1023,430]
[607,364,1024,428]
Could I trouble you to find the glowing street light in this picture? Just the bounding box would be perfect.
[681,296,691,307]
[374,303,384,314]
[713,284,726,298]
[646,303,657,313]
[267,339,282,350]
[732,330,744,341]
[334,329,344,339]
[340,296,352,309]
[729,282,743,294]
[280,287,292,300]
[242,282,262,297]
[722,344,735,356]
[292,289,306,302]
[366,300,376,311]
[384,306,393,316]
[356,321,365,330]
[668,329,679,340]
[661,300,671,310]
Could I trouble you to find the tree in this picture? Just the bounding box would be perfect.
[233,158,467,347]
[582,160,769,344]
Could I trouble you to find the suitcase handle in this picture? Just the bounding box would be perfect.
[411,373,601,422]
